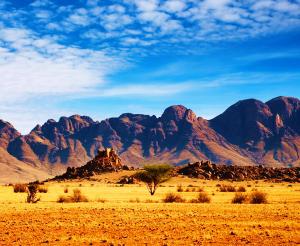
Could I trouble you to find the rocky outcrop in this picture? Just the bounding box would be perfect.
[176,161,300,182]
[53,148,126,180]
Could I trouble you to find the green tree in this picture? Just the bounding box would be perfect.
[135,164,172,195]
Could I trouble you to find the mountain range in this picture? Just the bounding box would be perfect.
[1,96,300,183]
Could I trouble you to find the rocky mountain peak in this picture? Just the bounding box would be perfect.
[161,105,189,122]
[0,120,21,149]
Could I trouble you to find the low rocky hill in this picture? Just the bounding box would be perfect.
[176,161,300,182]
[53,148,130,180]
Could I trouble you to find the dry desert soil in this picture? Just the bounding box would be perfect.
[0,172,299,245]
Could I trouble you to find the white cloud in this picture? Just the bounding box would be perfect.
[0,26,127,131]
[135,0,159,12]
[163,0,186,13]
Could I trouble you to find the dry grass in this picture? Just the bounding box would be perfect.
[232,192,248,204]
[57,189,88,203]
[13,183,27,193]
[190,192,211,203]
[0,175,299,245]
[237,186,246,192]
[163,193,185,203]
[219,184,236,192]
[249,191,268,204]
[37,186,48,193]
[177,185,183,192]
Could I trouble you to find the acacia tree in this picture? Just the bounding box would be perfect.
[135,164,172,195]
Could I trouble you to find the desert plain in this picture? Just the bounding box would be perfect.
[0,171,299,246]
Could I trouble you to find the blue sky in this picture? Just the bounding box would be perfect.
[0,0,300,133]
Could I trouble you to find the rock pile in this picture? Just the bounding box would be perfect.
[54,148,127,180]
[176,161,300,182]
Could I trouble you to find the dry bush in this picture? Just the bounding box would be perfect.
[72,189,88,202]
[185,188,191,192]
[64,188,68,193]
[237,186,246,192]
[219,185,236,192]
[163,193,185,203]
[190,192,211,203]
[13,184,27,193]
[96,198,106,203]
[232,192,248,204]
[129,198,140,203]
[57,189,88,203]
[38,186,48,193]
[177,185,183,192]
[57,195,72,203]
[197,187,204,192]
[249,191,268,204]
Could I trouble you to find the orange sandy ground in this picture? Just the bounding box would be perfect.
[0,177,299,245]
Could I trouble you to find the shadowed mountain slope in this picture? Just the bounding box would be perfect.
[1,96,300,183]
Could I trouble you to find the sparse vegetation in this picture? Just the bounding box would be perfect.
[26,184,40,203]
[135,164,172,195]
[163,193,185,203]
[219,184,236,192]
[57,189,88,203]
[232,192,248,204]
[129,198,140,203]
[38,186,48,193]
[0,177,299,245]
[64,187,69,193]
[249,191,268,204]
[237,186,246,192]
[13,183,27,193]
[177,185,183,192]
[190,192,211,203]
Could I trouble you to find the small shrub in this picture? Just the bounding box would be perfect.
[177,185,183,192]
[13,184,27,193]
[232,192,248,204]
[249,191,268,204]
[219,185,236,192]
[64,188,68,193]
[163,193,185,203]
[185,188,191,192]
[197,187,204,192]
[190,192,211,203]
[129,198,140,203]
[96,198,106,203]
[26,184,40,203]
[57,195,72,203]
[38,186,48,193]
[247,184,252,187]
[72,189,88,202]
[237,186,246,192]
[145,199,155,203]
[57,189,88,203]
[216,184,221,187]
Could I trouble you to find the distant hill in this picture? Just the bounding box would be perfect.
[1,96,300,183]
